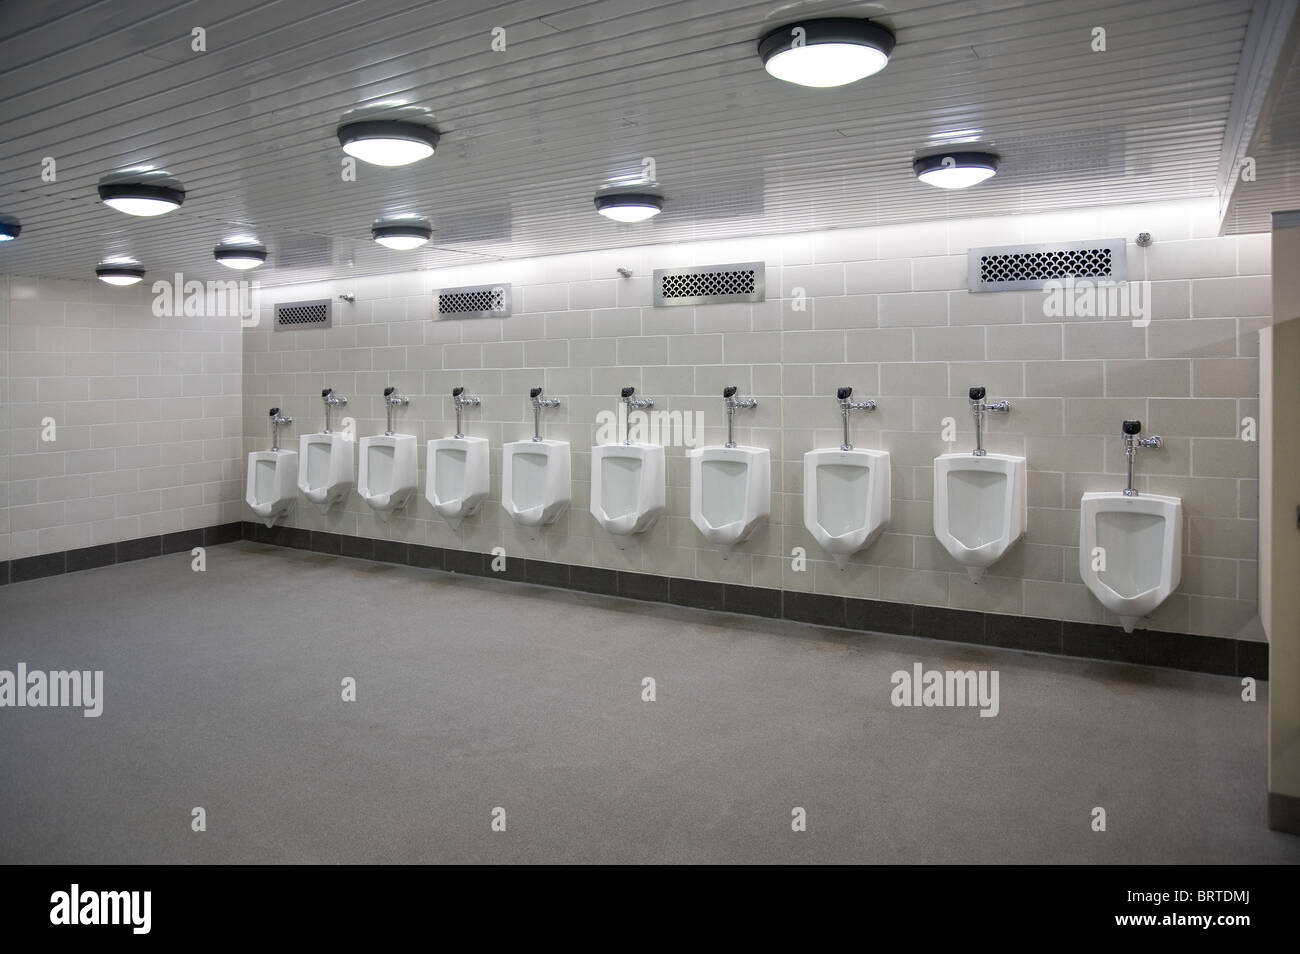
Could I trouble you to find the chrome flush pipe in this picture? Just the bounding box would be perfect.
[1121,419,1161,496]
[383,386,409,436]
[837,387,876,451]
[321,388,348,433]
[620,387,654,445]
[269,407,292,452]
[451,387,479,439]
[968,386,1011,456]
[722,386,757,448]
[530,387,561,441]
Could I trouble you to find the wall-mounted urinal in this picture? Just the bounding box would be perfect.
[590,387,665,539]
[1079,420,1182,632]
[502,387,571,535]
[932,387,1026,582]
[246,407,298,528]
[298,388,354,514]
[425,387,489,530]
[803,387,890,568]
[689,387,769,554]
[358,386,417,522]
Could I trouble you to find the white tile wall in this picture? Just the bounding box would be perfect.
[237,199,1265,641]
[1,277,244,562]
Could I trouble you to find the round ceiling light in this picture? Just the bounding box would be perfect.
[95,263,146,286]
[0,216,19,241]
[97,182,185,216]
[338,120,440,166]
[758,18,896,88]
[214,243,268,269]
[913,151,1000,189]
[594,192,664,223]
[372,220,432,250]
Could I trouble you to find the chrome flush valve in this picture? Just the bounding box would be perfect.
[451,386,479,439]
[722,385,758,448]
[837,386,877,451]
[269,406,292,451]
[321,388,348,433]
[530,387,561,442]
[383,386,409,436]
[621,386,654,410]
[1121,419,1161,496]
[969,386,1011,456]
[620,387,654,444]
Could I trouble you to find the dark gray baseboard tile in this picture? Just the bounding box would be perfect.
[221,526,1265,681]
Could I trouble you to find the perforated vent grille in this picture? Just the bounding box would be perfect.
[435,283,511,319]
[652,262,765,306]
[274,299,331,330]
[663,269,756,298]
[981,247,1115,282]
[968,239,1127,292]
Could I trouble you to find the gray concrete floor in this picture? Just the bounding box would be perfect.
[0,540,1295,864]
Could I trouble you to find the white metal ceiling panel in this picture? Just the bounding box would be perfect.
[0,0,1266,285]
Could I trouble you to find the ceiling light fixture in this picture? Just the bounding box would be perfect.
[913,151,1000,189]
[338,120,440,166]
[214,243,268,269]
[97,181,185,216]
[758,18,895,88]
[0,216,19,241]
[95,263,146,285]
[594,192,664,223]
[371,220,432,250]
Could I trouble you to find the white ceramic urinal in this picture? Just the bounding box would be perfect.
[803,448,891,568]
[298,432,354,514]
[932,452,1027,583]
[689,445,770,551]
[246,449,298,528]
[1079,491,1183,633]
[590,443,666,536]
[358,434,417,522]
[426,437,489,529]
[502,439,571,530]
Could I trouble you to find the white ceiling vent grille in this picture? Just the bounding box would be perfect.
[968,239,1127,292]
[274,299,332,330]
[653,262,765,307]
[435,283,511,319]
